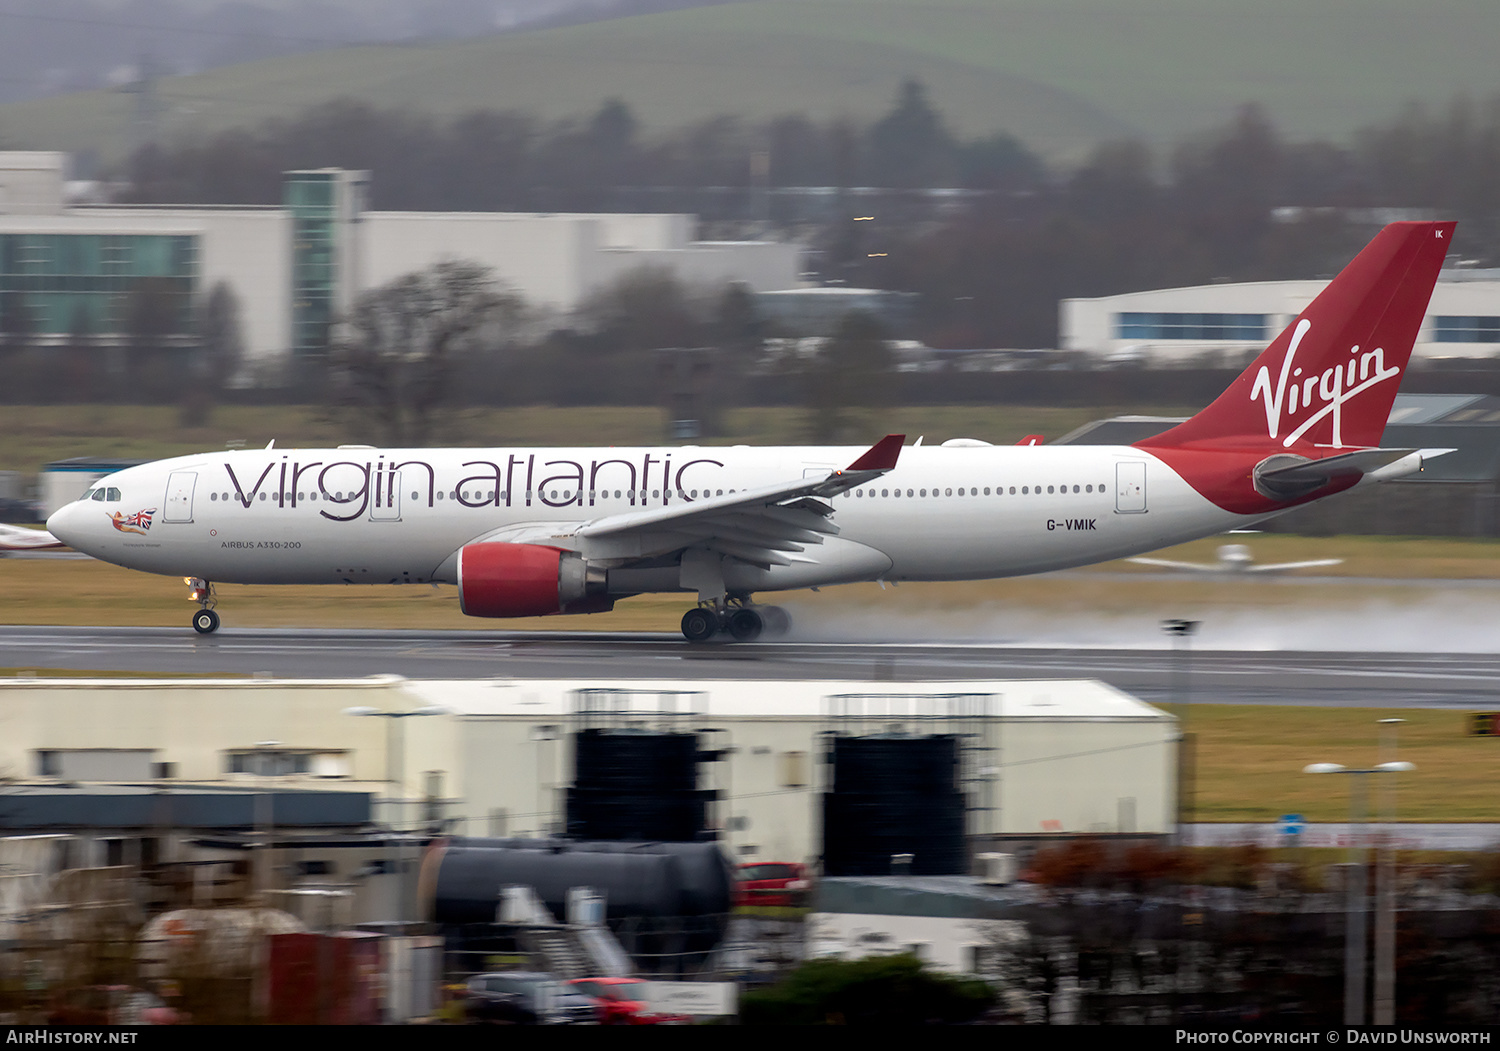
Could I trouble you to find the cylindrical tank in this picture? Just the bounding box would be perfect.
[822,734,968,877]
[421,838,733,924]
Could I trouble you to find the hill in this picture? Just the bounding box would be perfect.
[0,0,1497,163]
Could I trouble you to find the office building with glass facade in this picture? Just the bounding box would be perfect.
[0,153,800,376]
[1062,270,1500,363]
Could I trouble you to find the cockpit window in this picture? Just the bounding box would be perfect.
[90,489,106,501]
[106,488,121,501]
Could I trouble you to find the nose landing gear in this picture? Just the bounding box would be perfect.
[679,600,791,643]
[186,577,220,634]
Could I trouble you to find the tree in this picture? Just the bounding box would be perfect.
[179,282,246,425]
[122,276,188,402]
[329,260,516,445]
[196,281,245,389]
[804,309,893,442]
[575,266,706,355]
[866,79,958,188]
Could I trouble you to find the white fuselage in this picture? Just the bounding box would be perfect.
[47,443,1252,596]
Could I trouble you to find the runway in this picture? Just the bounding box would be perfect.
[2,625,1496,709]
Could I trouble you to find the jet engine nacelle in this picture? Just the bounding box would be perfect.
[457,543,610,618]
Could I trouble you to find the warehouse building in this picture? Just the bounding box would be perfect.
[0,152,801,369]
[0,675,1176,877]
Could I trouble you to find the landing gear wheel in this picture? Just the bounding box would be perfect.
[727,607,764,642]
[681,607,719,643]
[759,605,792,638]
[192,608,220,635]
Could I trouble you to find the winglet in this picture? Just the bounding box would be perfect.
[844,434,904,472]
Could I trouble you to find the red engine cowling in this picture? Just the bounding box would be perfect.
[457,543,609,618]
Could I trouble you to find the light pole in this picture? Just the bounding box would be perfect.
[1374,718,1406,1026]
[344,704,451,924]
[1161,619,1199,845]
[343,705,451,830]
[1303,759,1415,1026]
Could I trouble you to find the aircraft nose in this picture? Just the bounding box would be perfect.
[46,501,87,549]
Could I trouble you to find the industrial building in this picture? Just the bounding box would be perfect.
[0,674,1176,875]
[0,674,1174,1015]
[0,152,801,369]
[1060,268,1500,364]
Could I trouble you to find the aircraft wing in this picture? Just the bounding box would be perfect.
[1246,559,1344,574]
[469,435,905,570]
[0,524,63,550]
[1124,557,1216,572]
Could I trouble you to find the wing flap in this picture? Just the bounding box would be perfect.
[578,434,903,570]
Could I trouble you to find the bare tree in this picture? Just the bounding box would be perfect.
[197,281,245,388]
[179,281,246,425]
[804,309,894,442]
[329,260,517,446]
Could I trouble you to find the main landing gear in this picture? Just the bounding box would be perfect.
[186,577,220,634]
[680,601,791,643]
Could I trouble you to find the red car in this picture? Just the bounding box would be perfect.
[567,978,689,1025]
[734,862,810,908]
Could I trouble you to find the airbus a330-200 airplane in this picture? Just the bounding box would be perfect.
[48,221,1455,642]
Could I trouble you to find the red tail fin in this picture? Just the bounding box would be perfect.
[1140,221,1454,452]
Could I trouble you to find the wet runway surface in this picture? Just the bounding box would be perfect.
[2,625,1497,708]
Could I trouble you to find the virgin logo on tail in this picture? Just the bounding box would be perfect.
[1249,319,1402,448]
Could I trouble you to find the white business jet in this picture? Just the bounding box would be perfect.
[47,222,1454,642]
[1126,543,1343,575]
[0,523,62,552]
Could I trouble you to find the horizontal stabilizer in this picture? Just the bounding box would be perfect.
[1253,448,1432,499]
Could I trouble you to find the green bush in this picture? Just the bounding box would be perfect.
[740,952,994,1026]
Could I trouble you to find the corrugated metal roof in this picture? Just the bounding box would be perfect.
[403,678,1170,721]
